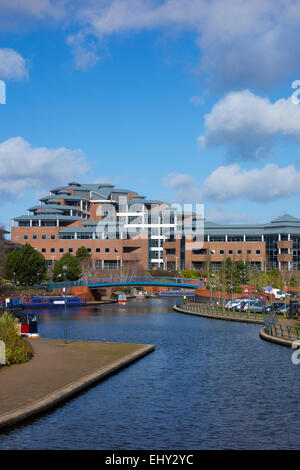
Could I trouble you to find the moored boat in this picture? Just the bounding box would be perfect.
[118,292,127,305]
[10,311,40,338]
[21,295,86,307]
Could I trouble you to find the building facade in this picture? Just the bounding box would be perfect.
[10,182,300,272]
[11,182,177,271]
[163,214,300,272]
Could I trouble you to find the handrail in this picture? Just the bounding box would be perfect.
[43,277,204,289]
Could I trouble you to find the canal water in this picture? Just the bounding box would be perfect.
[0,297,299,450]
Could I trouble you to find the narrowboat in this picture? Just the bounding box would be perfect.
[21,295,86,307]
[10,311,39,338]
[118,293,127,305]
[1,297,22,309]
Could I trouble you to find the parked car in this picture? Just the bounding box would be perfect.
[240,301,265,313]
[271,289,287,300]
[265,302,285,313]
[228,299,246,311]
[235,300,250,312]
[286,291,297,297]
[279,302,300,316]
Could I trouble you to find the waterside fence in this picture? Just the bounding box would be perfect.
[176,299,300,343]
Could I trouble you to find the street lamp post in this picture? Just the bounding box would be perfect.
[211,284,216,311]
[62,264,68,344]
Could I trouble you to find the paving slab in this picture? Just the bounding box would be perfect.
[0,338,154,429]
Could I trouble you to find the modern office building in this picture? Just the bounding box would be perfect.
[10,182,300,272]
[11,182,178,271]
[163,213,300,272]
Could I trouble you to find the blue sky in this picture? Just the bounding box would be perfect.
[1,0,300,230]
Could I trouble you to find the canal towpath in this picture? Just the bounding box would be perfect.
[0,338,154,430]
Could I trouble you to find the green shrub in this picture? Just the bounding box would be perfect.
[0,312,34,367]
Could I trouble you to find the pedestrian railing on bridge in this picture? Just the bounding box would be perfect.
[45,277,204,290]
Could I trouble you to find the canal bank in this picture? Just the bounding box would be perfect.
[173,303,264,324]
[0,338,154,430]
[174,302,300,350]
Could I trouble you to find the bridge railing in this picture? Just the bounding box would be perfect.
[44,277,204,289]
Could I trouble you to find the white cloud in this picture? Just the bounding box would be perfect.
[202,163,300,202]
[189,95,204,106]
[66,32,100,70]
[73,0,300,89]
[1,1,300,89]
[206,205,259,224]
[163,172,195,189]
[93,176,111,184]
[0,0,67,23]
[0,48,28,80]
[0,137,90,202]
[199,90,300,160]
[163,163,300,204]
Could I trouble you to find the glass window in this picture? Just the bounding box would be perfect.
[51,234,55,240]
[23,235,28,240]
[210,236,226,242]
[50,248,55,253]
[192,249,207,255]
[32,235,37,240]
[59,248,64,253]
[256,250,261,254]
[105,248,110,253]
[96,248,100,253]
[42,234,46,240]
[228,236,243,242]
[41,248,46,253]
[68,248,73,253]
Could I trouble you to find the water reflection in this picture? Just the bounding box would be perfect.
[0,297,299,450]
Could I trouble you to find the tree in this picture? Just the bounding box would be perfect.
[52,253,81,281]
[76,246,91,260]
[79,257,97,280]
[236,260,250,285]
[4,243,46,285]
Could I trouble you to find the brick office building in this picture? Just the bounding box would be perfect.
[164,214,300,272]
[10,182,300,273]
[11,182,174,271]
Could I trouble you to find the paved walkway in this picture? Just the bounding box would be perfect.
[0,339,154,429]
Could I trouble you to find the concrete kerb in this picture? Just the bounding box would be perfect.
[0,343,154,430]
[173,304,264,325]
[259,327,294,348]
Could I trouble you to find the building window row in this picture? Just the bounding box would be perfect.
[193,249,261,255]
[40,247,120,254]
[23,234,56,240]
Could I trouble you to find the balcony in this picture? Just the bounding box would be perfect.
[277,253,292,262]
[277,241,292,249]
